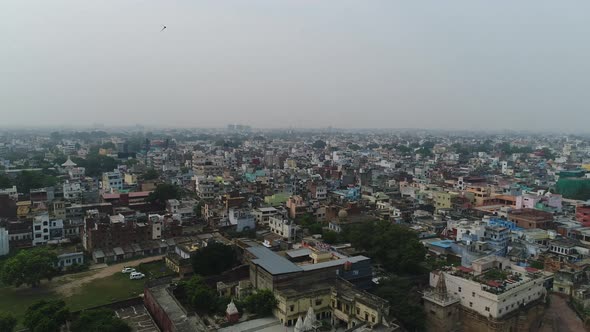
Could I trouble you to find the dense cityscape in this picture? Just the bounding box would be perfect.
[0,127,589,331]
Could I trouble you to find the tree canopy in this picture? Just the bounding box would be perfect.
[374,276,425,331]
[191,242,236,276]
[243,289,277,316]
[148,184,181,204]
[0,312,17,332]
[13,171,58,193]
[1,247,58,287]
[341,220,426,274]
[70,308,130,332]
[73,155,119,177]
[24,300,69,332]
[177,275,219,313]
[312,140,327,149]
[142,168,160,180]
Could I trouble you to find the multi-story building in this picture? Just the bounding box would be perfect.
[63,181,82,200]
[0,227,9,256]
[0,185,18,200]
[576,204,590,225]
[32,214,50,246]
[101,171,123,192]
[424,256,551,331]
[253,207,278,225]
[268,215,299,241]
[507,208,553,230]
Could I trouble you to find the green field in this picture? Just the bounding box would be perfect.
[0,260,174,328]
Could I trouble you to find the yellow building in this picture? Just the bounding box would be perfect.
[16,201,31,218]
[434,192,457,211]
[124,173,138,185]
[274,284,333,327]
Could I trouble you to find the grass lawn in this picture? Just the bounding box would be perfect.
[0,284,56,320]
[0,267,168,327]
[135,260,175,279]
[64,272,146,311]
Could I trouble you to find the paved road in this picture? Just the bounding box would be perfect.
[536,293,587,332]
[54,255,165,296]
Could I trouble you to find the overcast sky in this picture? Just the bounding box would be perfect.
[1,1,589,131]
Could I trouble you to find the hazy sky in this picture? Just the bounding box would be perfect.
[1,1,590,131]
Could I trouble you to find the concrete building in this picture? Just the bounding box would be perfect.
[268,215,299,241]
[253,206,278,225]
[32,214,50,246]
[0,227,9,256]
[0,186,18,200]
[63,181,82,200]
[102,171,123,192]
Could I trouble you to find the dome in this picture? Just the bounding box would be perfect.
[338,209,348,219]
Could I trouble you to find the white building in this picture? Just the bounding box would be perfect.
[33,214,50,246]
[253,207,278,225]
[430,257,549,319]
[228,208,255,232]
[0,185,18,200]
[268,216,299,241]
[102,171,123,192]
[149,214,162,240]
[63,181,82,200]
[0,227,9,256]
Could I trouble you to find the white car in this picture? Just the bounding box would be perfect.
[129,272,145,280]
[122,267,136,274]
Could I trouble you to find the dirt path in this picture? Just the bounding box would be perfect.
[536,293,587,332]
[54,255,164,297]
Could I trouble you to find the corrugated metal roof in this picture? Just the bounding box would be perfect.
[300,255,369,271]
[247,246,302,275]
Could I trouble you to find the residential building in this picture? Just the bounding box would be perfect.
[0,227,9,256]
[102,171,123,192]
[268,215,299,241]
[32,214,50,246]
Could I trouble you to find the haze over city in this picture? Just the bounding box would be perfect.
[2,0,590,131]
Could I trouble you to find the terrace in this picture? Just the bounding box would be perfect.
[450,265,544,295]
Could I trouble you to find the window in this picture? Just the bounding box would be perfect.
[315,299,322,306]
[469,302,473,308]
[472,292,475,297]
[34,226,41,231]
[485,307,490,312]
[458,287,462,292]
[289,305,294,312]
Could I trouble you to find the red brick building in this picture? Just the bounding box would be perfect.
[507,208,553,229]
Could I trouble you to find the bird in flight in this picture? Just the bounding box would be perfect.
[160,25,166,32]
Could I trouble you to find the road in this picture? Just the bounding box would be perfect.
[54,255,165,297]
[536,293,587,332]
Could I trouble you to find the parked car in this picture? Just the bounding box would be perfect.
[122,267,136,274]
[129,272,145,280]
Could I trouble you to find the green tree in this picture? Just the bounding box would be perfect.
[1,247,58,287]
[178,276,218,312]
[322,230,339,244]
[341,220,426,274]
[142,168,160,180]
[0,312,17,332]
[14,171,58,193]
[312,140,327,149]
[74,155,118,177]
[243,289,277,316]
[70,308,131,332]
[191,242,236,276]
[24,300,69,332]
[348,144,361,151]
[100,142,116,150]
[374,277,425,331]
[148,184,181,204]
[0,174,11,188]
